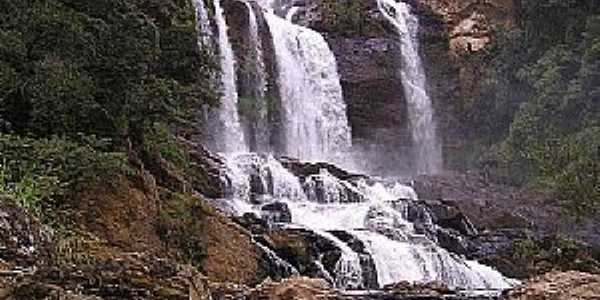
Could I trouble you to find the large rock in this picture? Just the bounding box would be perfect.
[413,173,600,278]
[5,254,212,300]
[263,228,341,283]
[261,202,292,224]
[248,277,337,300]
[412,0,516,57]
[506,271,600,300]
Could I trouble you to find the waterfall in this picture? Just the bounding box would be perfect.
[194,0,213,48]
[377,0,443,175]
[199,0,514,292]
[217,153,516,290]
[211,0,247,153]
[264,13,352,162]
[245,2,270,153]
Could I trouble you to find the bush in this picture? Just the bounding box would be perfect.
[0,134,132,224]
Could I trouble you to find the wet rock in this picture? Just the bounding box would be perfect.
[423,200,478,236]
[278,157,366,182]
[263,228,341,284]
[262,202,292,224]
[330,231,379,289]
[436,227,469,256]
[180,138,227,198]
[236,212,270,235]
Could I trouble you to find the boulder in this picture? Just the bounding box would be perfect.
[506,271,600,300]
[248,277,337,300]
[384,281,452,297]
[263,228,341,284]
[261,202,292,224]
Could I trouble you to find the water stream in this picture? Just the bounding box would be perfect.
[377,0,443,175]
[210,0,247,153]
[264,12,352,162]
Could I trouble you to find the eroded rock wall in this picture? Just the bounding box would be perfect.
[289,0,516,173]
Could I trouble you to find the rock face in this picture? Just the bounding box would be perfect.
[6,254,212,300]
[413,0,516,58]
[281,0,516,174]
[413,172,600,279]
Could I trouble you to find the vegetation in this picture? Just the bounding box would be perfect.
[0,0,217,271]
[464,0,600,216]
[319,0,386,37]
[0,0,216,213]
[503,235,600,278]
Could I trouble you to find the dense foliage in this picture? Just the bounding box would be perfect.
[0,0,216,141]
[0,0,217,222]
[465,0,600,216]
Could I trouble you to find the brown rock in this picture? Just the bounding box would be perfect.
[249,277,337,300]
[384,280,452,296]
[506,271,600,300]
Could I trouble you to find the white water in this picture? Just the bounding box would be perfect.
[218,154,514,290]
[201,0,513,292]
[245,2,270,153]
[285,6,300,21]
[264,13,352,162]
[194,0,213,48]
[211,0,247,153]
[377,0,442,175]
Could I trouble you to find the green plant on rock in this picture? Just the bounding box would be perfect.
[157,192,208,267]
[0,134,133,225]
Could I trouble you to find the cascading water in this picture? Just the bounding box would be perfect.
[200,0,515,293]
[217,153,515,290]
[264,13,352,162]
[244,3,270,153]
[210,0,247,153]
[377,0,443,175]
[194,0,213,48]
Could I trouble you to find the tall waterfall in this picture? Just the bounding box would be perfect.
[264,13,352,162]
[198,0,515,292]
[377,0,443,175]
[211,0,247,153]
[245,2,270,153]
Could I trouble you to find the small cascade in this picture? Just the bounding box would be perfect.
[263,13,352,162]
[210,0,247,153]
[244,2,271,153]
[315,229,364,289]
[216,153,515,290]
[254,237,300,277]
[377,0,442,175]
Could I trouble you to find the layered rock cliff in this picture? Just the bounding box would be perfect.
[277,0,516,174]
